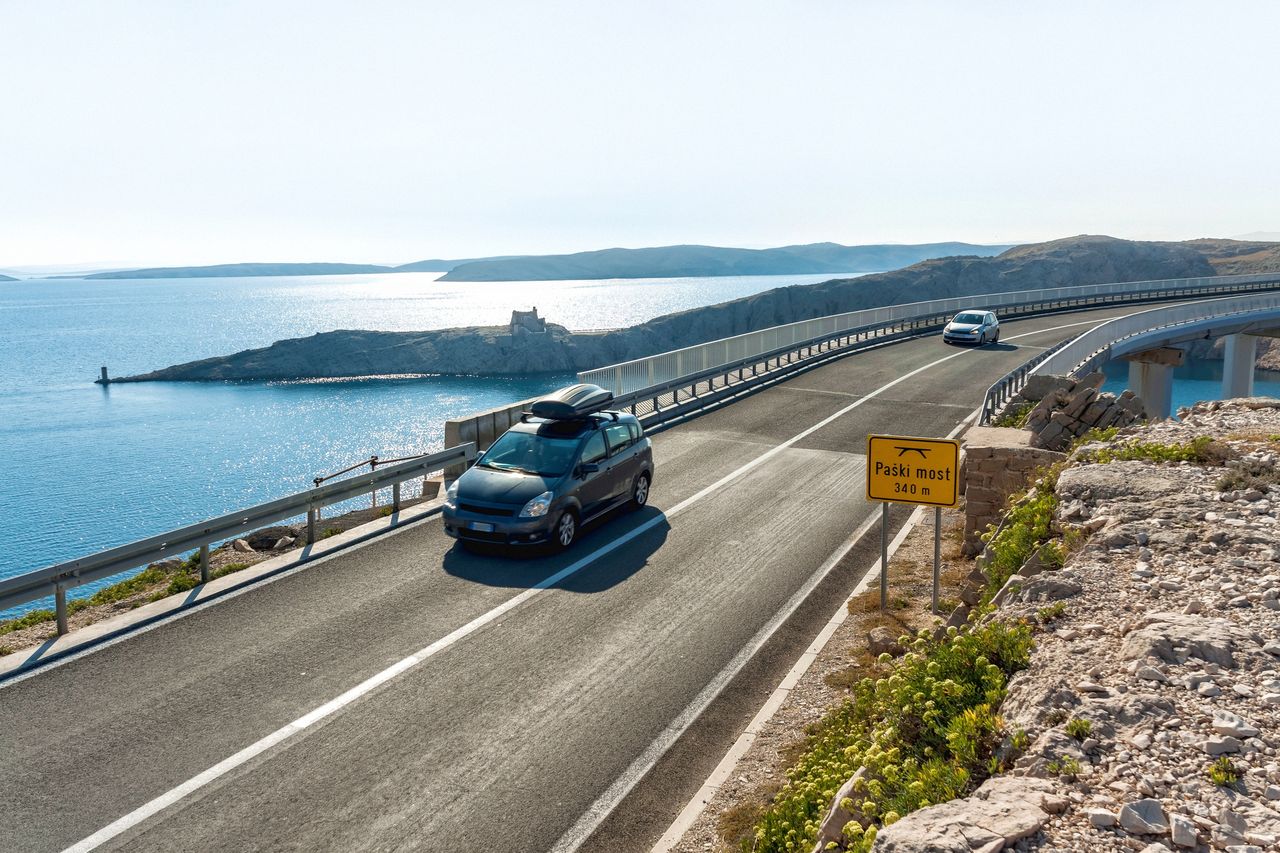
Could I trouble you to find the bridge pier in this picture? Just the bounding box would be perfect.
[1122,346,1184,420]
[1222,333,1259,399]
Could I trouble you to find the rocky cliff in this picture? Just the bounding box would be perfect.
[113,236,1224,382]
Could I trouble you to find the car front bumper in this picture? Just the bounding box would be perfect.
[442,505,557,545]
[943,330,983,344]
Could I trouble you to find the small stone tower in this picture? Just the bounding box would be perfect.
[510,307,548,336]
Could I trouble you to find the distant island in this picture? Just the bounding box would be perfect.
[48,241,1011,283]
[0,274,17,282]
[437,242,1010,281]
[107,235,1280,383]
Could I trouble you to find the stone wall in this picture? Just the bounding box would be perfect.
[961,426,1067,556]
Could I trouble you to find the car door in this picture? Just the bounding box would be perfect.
[574,430,613,517]
[603,422,638,501]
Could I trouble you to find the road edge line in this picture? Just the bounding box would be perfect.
[646,410,980,853]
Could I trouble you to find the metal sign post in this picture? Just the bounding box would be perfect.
[880,502,889,610]
[933,506,942,614]
[865,434,961,612]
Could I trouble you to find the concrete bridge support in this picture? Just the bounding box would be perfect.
[1222,333,1259,399]
[1122,346,1185,420]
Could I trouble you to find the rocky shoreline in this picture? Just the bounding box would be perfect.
[668,398,1280,852]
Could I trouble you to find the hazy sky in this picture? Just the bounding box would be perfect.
[2,1,1277,268]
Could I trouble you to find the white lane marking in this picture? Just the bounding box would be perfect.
[648,415,974,852]
[62,315,1111,853]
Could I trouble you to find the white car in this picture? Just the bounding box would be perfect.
[943,310,1000,346]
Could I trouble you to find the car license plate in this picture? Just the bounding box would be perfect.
[468,521,495,533]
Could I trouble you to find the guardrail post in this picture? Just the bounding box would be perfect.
[55,583,68,635]
[199,544,210,584]
[393,481,402,513]
[307,506,317,544]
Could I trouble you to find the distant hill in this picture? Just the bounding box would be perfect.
[393,256,523,272]
[49,242,1015,283]
[80,262,397,280]
[439,242,1012,281]
[0,274,17,282]
[1171,238,1280,275]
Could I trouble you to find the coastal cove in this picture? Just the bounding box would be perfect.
[0,269,862,609]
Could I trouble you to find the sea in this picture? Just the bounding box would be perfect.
[0,270,861,613]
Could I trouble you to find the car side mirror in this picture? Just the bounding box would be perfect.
[578,463,599,477]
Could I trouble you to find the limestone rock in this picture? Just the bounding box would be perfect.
[870,776,1056,852]
[813,767,867,850]
[1120,612,1256,669]
[867,627,905,657]
[232,539,255,553]
[1118,798,1169,835]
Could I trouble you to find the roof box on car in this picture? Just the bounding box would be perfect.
[527,384,615,420]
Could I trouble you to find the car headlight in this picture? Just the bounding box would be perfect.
[445,480,459,506]
[519,490,554,518]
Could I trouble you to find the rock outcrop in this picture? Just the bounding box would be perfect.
[113,236,1217,382]
[996,372,1148,451]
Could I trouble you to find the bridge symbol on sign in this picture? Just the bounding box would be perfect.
[895,446,930,459]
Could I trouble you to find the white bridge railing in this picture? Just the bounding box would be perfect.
[1035,292,1280,378]
[979,291,1280,423]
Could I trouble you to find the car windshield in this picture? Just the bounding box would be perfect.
[477,431,581,477]
[953,312,985,324]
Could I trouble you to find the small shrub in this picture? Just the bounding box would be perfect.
[992,401,1033,429]
[212,561,251,580]
[1070,426,1119,450]
[1064,718,1092,740]
[0,608,57,636]
[1036,602,1067,623]
[378,506,394,517]
[1208,756,1239,786]
[981,466,1062,601]
[1086,435,1232,466]
[1010,728,1030,754]
[1045,755,1081,779]
[1216,456,1280,492]
[746,620,1034,853]
[321,526,342,539]
[0,644,12,656]
[1044,708,1068,726]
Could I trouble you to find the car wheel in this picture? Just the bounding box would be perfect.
[553,510,578,551]
[630,472,651,509]
[978,332,987,346]
[993,330,1000,343]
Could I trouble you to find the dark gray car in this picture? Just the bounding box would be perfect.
[442,386,654,551]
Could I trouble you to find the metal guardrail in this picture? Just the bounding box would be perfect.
[577,272,1280,396]
[0,443,476,633]
[977,292,1280,423]
[978,338,1074,425]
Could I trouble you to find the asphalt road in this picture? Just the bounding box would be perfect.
[0,305,1167,853]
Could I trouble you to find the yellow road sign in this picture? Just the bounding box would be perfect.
[866,434,960,508]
